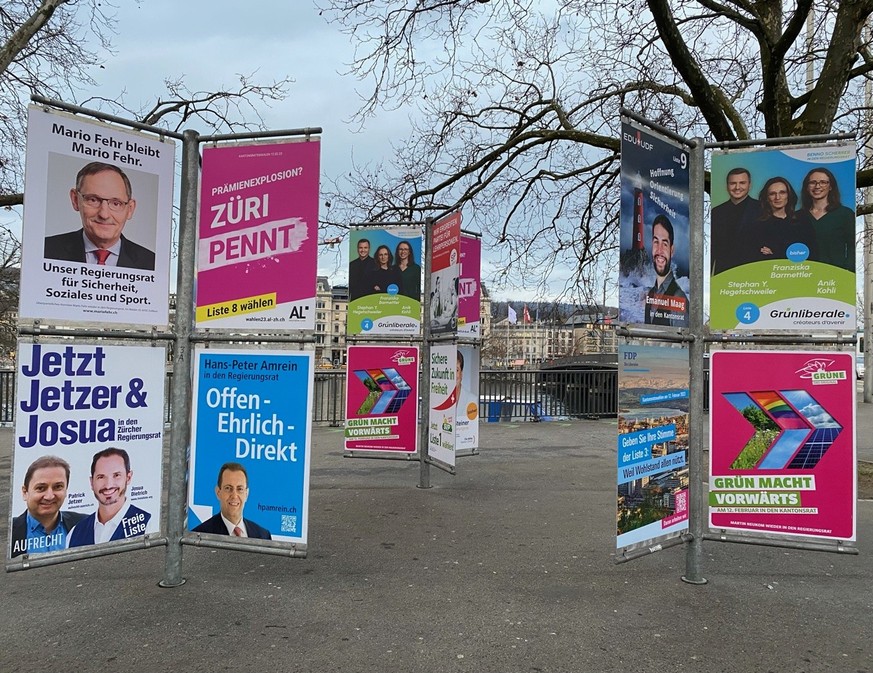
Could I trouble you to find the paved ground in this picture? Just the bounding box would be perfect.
[0,396,871,673]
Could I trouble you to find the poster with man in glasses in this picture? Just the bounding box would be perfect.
[19,105,174,327]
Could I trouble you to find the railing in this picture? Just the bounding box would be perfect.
[0,369,13,424]
[0,367,712,426]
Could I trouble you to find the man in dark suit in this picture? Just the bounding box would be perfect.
[44,161,155,270]
[68,447,151,547]
[348,238,376,301]
[710,167,759,275]
[10,456,86,558]
[192,462,271,539]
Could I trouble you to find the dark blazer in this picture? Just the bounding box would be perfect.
[44,230,156,270]
[68,503,151,547]
[10,510,87,558]
[192,513,272,540]
[349,256,376,301]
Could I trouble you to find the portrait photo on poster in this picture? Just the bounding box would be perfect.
[429,265,459,332]
[708,144,857,331]
[43,152,159,271]
[190,462,272,540]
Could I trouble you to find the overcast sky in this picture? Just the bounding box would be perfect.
[4,1,591,304]
[5,1,429,288]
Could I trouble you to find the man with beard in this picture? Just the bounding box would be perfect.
[644,215,688,327]
[69,448,151,547]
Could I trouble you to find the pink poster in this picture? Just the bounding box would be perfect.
[344,345,420,453]
[458,235,481,338]
[709,351,856,541]
[196,139,320,329]
[429,211,461,336]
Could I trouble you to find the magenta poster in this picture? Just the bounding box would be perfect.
[458,235,481,338]
[709,351,856,541]
[344,345,419,453]
[196,139,320,330]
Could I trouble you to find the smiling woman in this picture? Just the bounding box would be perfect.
[797,167,856,271]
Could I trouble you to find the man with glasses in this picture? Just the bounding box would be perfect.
[44,161,156,270]
[191,462,272,539]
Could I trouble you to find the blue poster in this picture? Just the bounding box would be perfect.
[618,119,691,327]
[188,348,313,545]
[617,343,690,552]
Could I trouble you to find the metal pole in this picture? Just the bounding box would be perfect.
[31,94,185,140]
[418,217,434,488]
[864,24,872,404]
[160,129,200,587]
[683,138,707,585]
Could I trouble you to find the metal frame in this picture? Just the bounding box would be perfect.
[617,113,860,584]
[15,96,324,583]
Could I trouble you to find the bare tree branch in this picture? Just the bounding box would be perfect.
[319,0,873,300]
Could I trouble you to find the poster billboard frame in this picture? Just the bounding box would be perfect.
[618,118,691,328]
[709,142,857,332]
[347,225,424,337]
[18,106,175,329]
[708,350,856,546]
[187,346,314,548]
[343,344,420,455]
[7,338,167,565]
[616,343,691,553]
[195,137,321,331]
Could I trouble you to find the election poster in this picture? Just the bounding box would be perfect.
[709,144,856,331]
[9,341,165,560]
[189,348,313,545]
[455,345,480,455]
[428,344,458,467]
[617,343,690,551]
[344,345,419,453]
[429,212,461,336]
[196,139,320,330]
[457,234,482,338]
[618,119,691,327]
[709,351,855,542]
[19,106,174,326]
[347,227,423,336]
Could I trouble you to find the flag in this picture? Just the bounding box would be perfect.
[523,305,532,324]
[508,306,517,324]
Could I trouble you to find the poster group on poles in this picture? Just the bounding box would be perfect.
[709,351,855,542]
[344,345,419,453]
[19,106,175,326]
[189,348,313,545]
[709,143,856,331]
[196,139,320,330]
[617,344,690,551]
[618,120,691,328]
[9,342,165,559]
[347,228,423,336]
[429,212,461,336]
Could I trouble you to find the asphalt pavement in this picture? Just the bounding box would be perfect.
[0,396,871,673]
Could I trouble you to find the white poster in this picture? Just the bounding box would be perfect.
[428,344,457,466]
[455,345,480,454]
[9,342,165,560]
[19,106,175,326]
